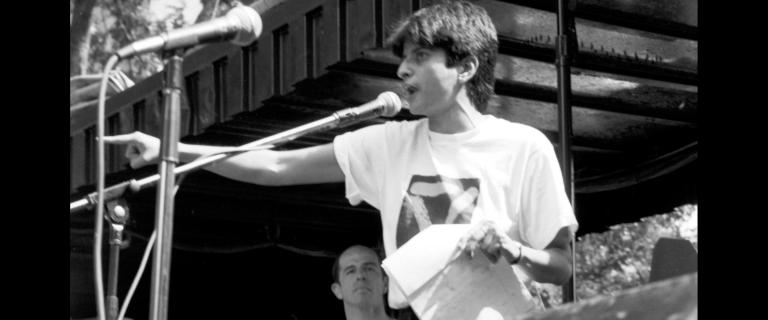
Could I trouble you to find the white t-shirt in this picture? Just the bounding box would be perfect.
[333,115,578,309]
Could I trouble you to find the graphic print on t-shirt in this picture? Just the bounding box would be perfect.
[395,174,480,248]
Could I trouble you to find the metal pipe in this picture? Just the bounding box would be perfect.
[555,0,577,303]
[106,223,123,320]
[149,50,184,320]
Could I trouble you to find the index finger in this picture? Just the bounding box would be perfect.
[100,133,136,145]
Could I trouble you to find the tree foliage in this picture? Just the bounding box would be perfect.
[70,0,186,81]
[70,0,98,75]
[70,0,261,82]
[534,203,697,307]
[97,0,186,81]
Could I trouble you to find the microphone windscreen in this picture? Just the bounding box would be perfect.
[228,6,262,46]
[377,91,403,117]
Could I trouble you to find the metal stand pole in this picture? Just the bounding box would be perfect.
[148,49,184,320]
[105,200,129,320]
[555,0,577,303]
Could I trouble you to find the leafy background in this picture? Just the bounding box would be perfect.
[533,203,697,307]
[70,0,248,80]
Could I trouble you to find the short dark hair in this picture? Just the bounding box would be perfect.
[331,245,383,283]
[385,0,498,111]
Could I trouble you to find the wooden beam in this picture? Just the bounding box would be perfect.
[497,36,697,86]
[293,69,695,150]
[495,0,697,40]
[335,51,697,123]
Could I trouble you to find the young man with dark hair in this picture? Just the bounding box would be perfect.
[331,245,393,320]
[104,1,577,318]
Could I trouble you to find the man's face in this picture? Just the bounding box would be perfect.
[397,41,461,116]
[332,246,387,307]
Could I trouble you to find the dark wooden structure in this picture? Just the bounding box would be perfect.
[70,0,697,318]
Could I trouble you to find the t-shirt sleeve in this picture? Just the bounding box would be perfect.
[332,124,388,209]
[519,133,579,250]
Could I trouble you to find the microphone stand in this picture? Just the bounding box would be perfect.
[105,199,130,320]
[148,49,184,320]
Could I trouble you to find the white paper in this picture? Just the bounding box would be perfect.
[382,224,537,320]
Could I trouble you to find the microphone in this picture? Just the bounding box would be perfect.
[239,91,402,150]
[115,5,262,59]
[333,91,404,127]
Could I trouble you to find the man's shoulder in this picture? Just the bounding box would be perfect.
[484,116,547,140]
[481,117,556,156]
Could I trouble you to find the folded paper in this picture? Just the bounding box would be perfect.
[382,224,537,320]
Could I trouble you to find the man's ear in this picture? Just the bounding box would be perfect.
[331,282,343,300]
[458,56,479,83]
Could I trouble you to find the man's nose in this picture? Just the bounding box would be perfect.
[397,61,412,80]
